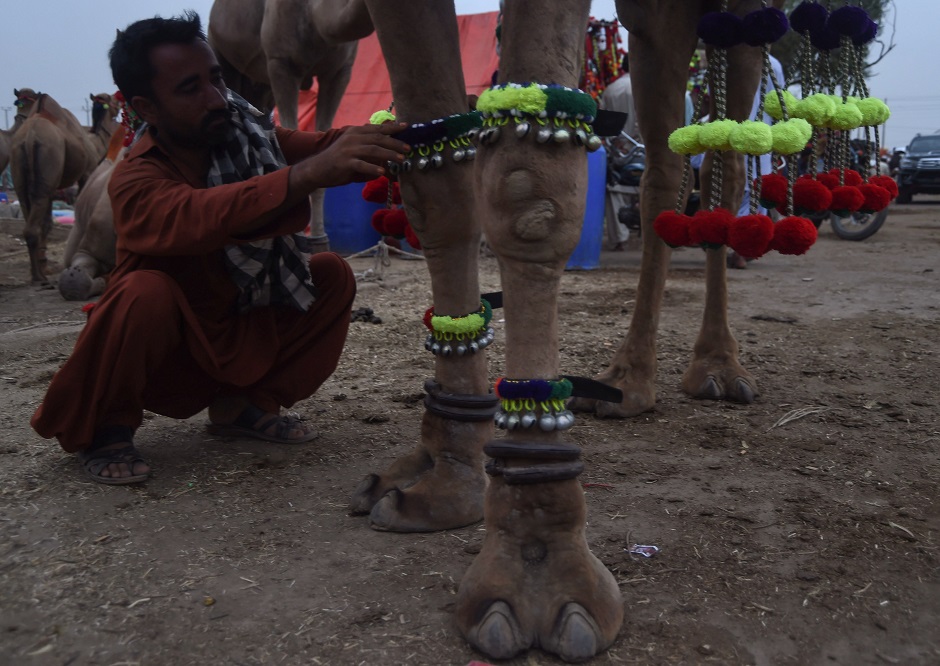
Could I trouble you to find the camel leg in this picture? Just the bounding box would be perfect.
[348,0,491,532]
[681,38,763,404]
[569,0,700,417]
[455,1,623,660]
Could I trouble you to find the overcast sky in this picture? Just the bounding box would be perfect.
[2,1,934,150]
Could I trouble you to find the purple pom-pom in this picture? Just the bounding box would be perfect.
[852,18,878,46]
[810,22,842,51]
[789,1,828,35]
[698,12,744,48]
[742,7,790,46]
[828,6,871,38]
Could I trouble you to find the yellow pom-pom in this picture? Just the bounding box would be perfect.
[698,119,738,151]
[763,90,799,121]
[794,94,836,126]
[855,97,891,125]
[729,120,773,155]
[771,118,813,155]
[477,84,547,115]
[668,125,705,155]
[827,102,863,130]
[370,109,396,125]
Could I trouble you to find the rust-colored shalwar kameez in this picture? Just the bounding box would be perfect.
[31,126,357,453]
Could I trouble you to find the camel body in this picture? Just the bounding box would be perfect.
[0,89,37,177]
[208,0,372,247]
[58,128,126,301]
[86,93,121,163]
[339,0,779,661]
[11,93,100,283]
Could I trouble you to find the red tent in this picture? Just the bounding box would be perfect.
[292,11,499,130]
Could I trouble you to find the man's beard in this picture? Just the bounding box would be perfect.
[202,110,232,147]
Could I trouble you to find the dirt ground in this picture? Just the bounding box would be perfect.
[0,198,938,666]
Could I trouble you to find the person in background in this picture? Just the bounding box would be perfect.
[30,12,409,484]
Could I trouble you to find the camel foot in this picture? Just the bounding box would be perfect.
[456,478,623,662]
[682,363,758,404]
[58,266,102,301]
[368,454,485,532]
[348,446,432,515]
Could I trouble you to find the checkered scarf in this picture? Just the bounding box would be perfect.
[207,90,318,312]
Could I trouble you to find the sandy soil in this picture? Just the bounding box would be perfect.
[0,199,938,666]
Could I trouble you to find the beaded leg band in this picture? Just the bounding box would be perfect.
[494,377,576,432]
[423,298,495,357]
[424,379,499,423]
[475,83,609,151]
[385,111,483,175]
[484,439,584,485]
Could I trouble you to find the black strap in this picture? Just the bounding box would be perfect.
[561,375,623,403]
[593,109,628,137]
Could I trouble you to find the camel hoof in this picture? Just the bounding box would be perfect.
[368,487,404,531]
[348,473,380,515]
[699,376,723,400]
[547,603,602,663]
[58,267,92,301]
[469,601,527,661]
[730,378,756,404]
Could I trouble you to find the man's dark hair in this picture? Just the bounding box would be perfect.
[109,11,206,102]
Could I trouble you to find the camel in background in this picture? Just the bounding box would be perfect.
[208,0,373,250]
[11,93,99,284]
[343,0,773,661]
[0,89,39,179]
[87,93,120,161]
[58,128,127,301]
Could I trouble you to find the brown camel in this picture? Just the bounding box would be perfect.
[341,0,775,661]
[208,0,372,248]
[11,93,100,284]
[0,89,38,177]
[87,92,120,161]
[58,128,127,301]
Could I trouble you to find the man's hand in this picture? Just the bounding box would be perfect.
[291,122,410,191]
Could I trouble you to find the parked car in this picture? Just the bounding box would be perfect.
[896,132,940,203]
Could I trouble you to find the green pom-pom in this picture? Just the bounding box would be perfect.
[729,120,773,155]
[795,94,836,126]
[771,118,813,155]
[855,97,891,125]
[668,125,705,155]
[478,84,548,115]
[370,110,396,125]
[763,90,799,121]
[544,87,598,119]
[698,119,738,151]
[827,102,863,130]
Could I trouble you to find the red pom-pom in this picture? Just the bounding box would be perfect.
[771,216,818,255]
[867,175,899,199]
[423,307,434,330]
[383,208,409,237]
[370,208,391,235]
[830,185,864,214]
[759,173,788,208]
[815,172,840,190]
[857,183,891,213]
[81,302,96,316]
[653,211,692,247]
[793,177,833,212]
[361,177,390,203]
[727,214,774,259]
[689,207,734,246]
[391,181,403,205]
[404,224,422,250]
[829,168,863,186]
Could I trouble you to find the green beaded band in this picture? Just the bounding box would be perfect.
[477,83,597,122]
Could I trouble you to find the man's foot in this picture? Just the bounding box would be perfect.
[78,441,151,485]
[207,403,317,444]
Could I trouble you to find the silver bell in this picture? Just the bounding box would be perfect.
[586,135,603,152]
[401,159,412,173]
[553,129,571,143]
[538,413,557,431]
[430,341,441,355]
[574,129,587,146]
[431,153,444,168]
[468,341,479,354]
[515,121,531,138]
[424,335,434,351]
[453,148,466,162]
[465,147,476,161]
[467,127,480,142]
[440,343,453,357]
[387,161,400,175]
[536,127,553,144]
[556,412,575,430]
[506,414,520,430]
[417,156,430,170]
[520,412,537,429]
[495,412,506,428]
[455,343,468,356]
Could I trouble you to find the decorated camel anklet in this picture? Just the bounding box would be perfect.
[494,377,576,432]
[484,439,584,485]
[376,110,483,174]
[423,298,495,357]
[475,83,604,151]
[423,379,499,422]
